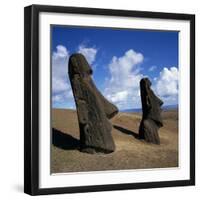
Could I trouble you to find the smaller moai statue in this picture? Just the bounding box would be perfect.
[68,53,118,154]
[139,78,163,144]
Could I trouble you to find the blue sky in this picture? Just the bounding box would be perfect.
[51,25,179,110]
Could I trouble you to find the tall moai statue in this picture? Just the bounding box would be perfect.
[139,78,163,144]
[68,53,118,154]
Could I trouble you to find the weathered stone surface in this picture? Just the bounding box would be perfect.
[68,53,118,153]
[139,78,163,144]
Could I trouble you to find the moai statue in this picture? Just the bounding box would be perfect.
[68,53,118,154]
[139,78,163,144]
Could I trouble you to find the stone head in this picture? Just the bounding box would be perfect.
[68,53,93,78]
[140,77,163,127]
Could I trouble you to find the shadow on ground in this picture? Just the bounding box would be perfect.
[52,128,80,150]
[113,125,139,139]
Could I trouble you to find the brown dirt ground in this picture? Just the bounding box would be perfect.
[51,109,178,173]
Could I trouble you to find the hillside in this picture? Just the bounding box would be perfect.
[51,109,178,173]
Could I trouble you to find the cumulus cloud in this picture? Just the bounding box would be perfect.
[52,44,98,108]
[52,45,74,107]
[106,91,128,103]
[52,45,69,93]
[154,67,179,105]
[104,49,144,109]
[78,45,97,64]
[155,67,178,96]
[149,65,157,71]
[52,44,178,109]
[53,45,68,60]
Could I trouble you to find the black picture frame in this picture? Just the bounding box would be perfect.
[24,4,195,196]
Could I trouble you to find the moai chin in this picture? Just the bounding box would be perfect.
[68,53,118,153]
[139,78,163,144]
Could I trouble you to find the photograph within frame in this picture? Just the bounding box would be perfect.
[50,25,179,174]
[24,5,195,195]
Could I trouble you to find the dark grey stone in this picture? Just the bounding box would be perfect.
[68,53,118,153]
[139,78,163,144]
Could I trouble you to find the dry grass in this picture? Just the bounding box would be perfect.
[51,109,178,173]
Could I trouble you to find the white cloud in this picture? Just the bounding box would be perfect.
[53,45,68,60]
[103,50,178,109]
[155,67,178,96]
[52,45,178,109]
[149,65,157,71]
[104,49,144,110]
[52,44,97,108]
[52,90,73,104]
[154,67,179,105]
[78,45,97,64]
[106,91,128,103]
[52,45,74,107]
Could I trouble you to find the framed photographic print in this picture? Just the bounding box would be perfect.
[24,4,195,195]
